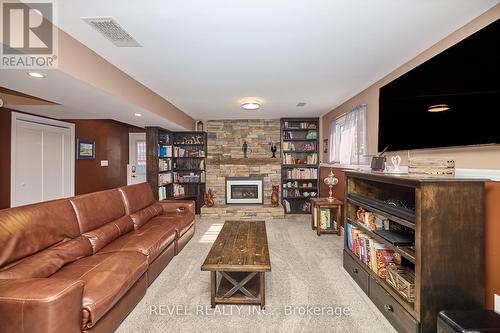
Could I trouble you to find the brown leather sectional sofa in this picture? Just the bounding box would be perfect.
[0,182,195,333]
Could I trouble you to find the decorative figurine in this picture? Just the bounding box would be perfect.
[197,121,204,132]
[204,189,215,207]
[242,141,248,158]
[271,185,280,207]
[270,142,277,158]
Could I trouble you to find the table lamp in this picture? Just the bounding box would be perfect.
[324,170,339,202]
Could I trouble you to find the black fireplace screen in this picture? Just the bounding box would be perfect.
[231,185,259,199]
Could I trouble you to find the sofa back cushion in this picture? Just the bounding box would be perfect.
[0,236,92,279]
[129,202,163,230]
[70,189,134,253]
[0,199,81,269]
[118,182,155,215]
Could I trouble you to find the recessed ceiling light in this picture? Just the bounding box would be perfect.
[241,101,261,110]
[134,113,142,117]
[27,72,45,78]
[428,104,450,112]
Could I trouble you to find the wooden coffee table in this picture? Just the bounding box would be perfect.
[201,220,271,308]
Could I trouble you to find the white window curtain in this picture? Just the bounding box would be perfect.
[328,104,368,165]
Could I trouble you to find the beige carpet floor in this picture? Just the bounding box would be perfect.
[117,216,397,333]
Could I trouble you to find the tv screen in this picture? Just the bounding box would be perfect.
[378,19,500,152]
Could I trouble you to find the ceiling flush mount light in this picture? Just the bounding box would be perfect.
[241,101,261,110]
[428,104,450,112]
[134,113,142,117]
[27,72,45,78]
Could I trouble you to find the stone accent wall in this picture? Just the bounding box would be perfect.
[206,120,281,205]
[207,119,280,160]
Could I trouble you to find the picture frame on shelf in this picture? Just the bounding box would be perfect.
[76,139,95,160]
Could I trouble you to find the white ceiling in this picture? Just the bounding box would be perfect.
[0,69,186,130]
[4,0,498,124]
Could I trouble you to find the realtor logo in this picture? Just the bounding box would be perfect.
[1,0,58,68]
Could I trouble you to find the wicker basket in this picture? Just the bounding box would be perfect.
[386,265,415,303]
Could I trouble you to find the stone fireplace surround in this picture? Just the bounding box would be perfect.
[201,119,284,219]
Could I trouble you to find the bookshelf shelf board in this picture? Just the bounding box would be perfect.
[346,218,416,264]
[283,178,318,181]
[282,128,317,131]
[282,138,317,142]
[346,197,415,230]
[282,164,318,168]
[174,143,205,146]
[284,197,318,200]
[175,169,206,172]
[174,156,205,158]
[283,187,318,190]
[345,249,417,316]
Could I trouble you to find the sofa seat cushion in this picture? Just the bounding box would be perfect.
[51,251,147,329]
[98,221,176,264]
[151,212,194,238]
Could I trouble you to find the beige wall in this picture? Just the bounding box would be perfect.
[321,5,500,169]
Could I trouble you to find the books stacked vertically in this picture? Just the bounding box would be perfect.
[283,121,316,129]
[158,186,167,200]
[159,158,172,171]
[408,157,455,175]
[158,173,172,185]
[346,223,403,279]
[282,142,316,152]
[173,184,185,197]
[158,145,172,157]
[285,168,318,179]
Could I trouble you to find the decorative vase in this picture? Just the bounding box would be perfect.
[271,185,279,207]
[204,189,215,207]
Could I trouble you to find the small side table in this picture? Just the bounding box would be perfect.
[311,198,343,236]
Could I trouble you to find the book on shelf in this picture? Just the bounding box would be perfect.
[346,223,402,278]
[320,208,331,229]
[158,172,172,185]
[158,145,172,158]
[283,121,317,129]
[173,184,185,197]
[285,168,318,179]
[282,130,317,140]
[158,186,167,201]
[282,142,316,152]
[158,158,172,171]
[282,153,317,164]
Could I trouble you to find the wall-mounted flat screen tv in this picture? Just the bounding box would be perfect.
[378,19,500,152]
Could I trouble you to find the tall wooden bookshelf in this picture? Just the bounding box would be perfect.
[280,117,319,214]
[146,127,173,201]
[343,171,485,333]
[172,131,207,214]
[146,128,207,214]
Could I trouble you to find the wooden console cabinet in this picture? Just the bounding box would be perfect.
[343,171,485,333]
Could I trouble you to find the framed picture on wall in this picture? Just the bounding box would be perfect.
[77,139,95,160]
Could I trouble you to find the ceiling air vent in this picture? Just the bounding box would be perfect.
[296,102,307,107]
[82,17,141,47]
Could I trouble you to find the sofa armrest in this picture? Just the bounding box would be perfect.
[0,278,84,333]
[158,200,195,215]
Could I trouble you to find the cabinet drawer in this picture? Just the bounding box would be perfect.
[343,250,369,294]
[369,277,419,333]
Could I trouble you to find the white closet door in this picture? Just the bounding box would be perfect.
[12,118,73,207]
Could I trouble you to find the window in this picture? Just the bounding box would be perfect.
[136,140,147,173]
[328,104,368,165]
